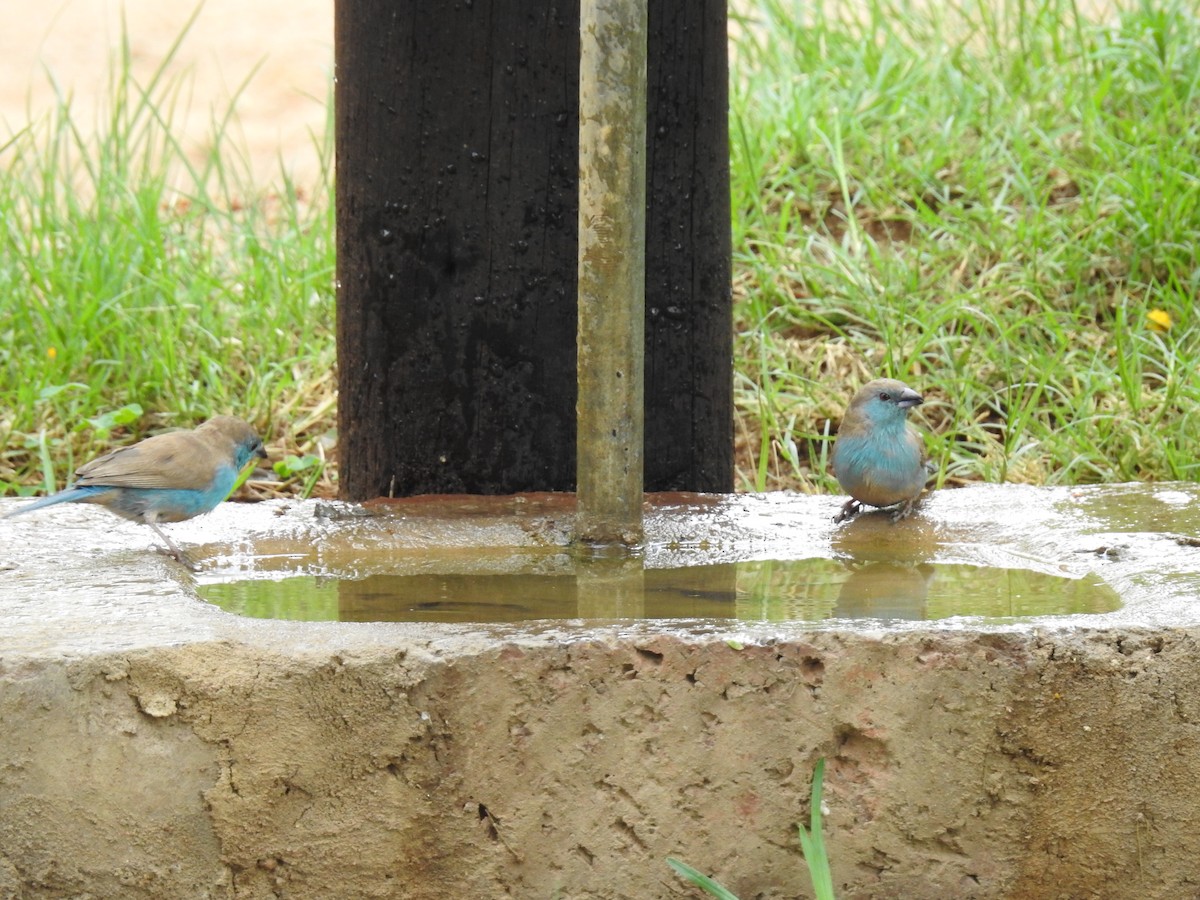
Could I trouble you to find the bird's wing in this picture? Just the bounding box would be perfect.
[907,427,935,481]
[909,426,929,462]
[74,432,223,491]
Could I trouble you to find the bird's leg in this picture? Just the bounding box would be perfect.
[889,494,923,523]
[833,498,862,524]
[146,520,196,570]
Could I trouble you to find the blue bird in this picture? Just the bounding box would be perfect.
[5,415,267,563]
[830,378,930,524]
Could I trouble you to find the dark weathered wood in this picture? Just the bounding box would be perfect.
[336,0,731,500]
[336,1,580,499]
[644,0,733,491]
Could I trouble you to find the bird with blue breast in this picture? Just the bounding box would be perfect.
[4,415,268,565]
[830,378,932,524]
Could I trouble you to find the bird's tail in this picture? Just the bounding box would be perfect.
[3,486,102,519]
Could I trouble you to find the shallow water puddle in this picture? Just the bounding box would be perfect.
[197,557,1119,624]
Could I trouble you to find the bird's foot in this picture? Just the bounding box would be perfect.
[152,545,199,572]
[833,499,862,525]
[146,522,198,571]
[889,495,923,523]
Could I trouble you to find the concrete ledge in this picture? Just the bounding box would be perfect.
[3,485,1200,898]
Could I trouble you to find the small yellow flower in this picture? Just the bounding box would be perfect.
[1147,309,1173,332]
[46,346,57,360]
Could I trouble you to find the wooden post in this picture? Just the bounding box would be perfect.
[644,0,733,491]
[335,0,731,501]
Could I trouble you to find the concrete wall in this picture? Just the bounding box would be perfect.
[4,486,1200,898]
[3,627,1200,899]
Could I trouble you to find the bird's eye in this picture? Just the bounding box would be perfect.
[878,391,891,402]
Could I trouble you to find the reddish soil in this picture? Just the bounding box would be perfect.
[1,0,331,188]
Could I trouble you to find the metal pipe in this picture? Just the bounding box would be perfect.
[576,0,647,548]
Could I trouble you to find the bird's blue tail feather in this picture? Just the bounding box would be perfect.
[3,486,109,518]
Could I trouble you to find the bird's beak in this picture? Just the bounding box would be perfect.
[256,445,269,460]
[896,388,924,409]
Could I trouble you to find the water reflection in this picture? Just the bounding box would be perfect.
[198,557,1120,624]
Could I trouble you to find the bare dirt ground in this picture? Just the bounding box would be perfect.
[1,0,332,189]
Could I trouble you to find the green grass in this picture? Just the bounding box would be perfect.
[797,758,836,900]
[0,12,335,497]
[2,0,1199,497]
[734,0,1200,492]
[667,757,836,899]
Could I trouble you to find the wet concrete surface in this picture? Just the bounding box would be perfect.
[5,484,1200,899]
[2,483,1199,656]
